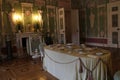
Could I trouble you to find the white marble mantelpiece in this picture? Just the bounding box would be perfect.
[16,32,42,57]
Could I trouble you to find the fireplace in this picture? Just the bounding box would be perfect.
[16,32,42,57]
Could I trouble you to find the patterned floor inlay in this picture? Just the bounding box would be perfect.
[0,58,58,80]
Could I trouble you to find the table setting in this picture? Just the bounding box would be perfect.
[43,44,112,80]
[45,44,110,58]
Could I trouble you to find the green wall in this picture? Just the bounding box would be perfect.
[71,0,108,38]
[86,0,108,38]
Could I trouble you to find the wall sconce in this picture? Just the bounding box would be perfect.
[32,11,43,32]
[32,14,42,23]
[12,13,22,24]
[12,12,23,32]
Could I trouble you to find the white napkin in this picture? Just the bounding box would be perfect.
[87,55,97,58]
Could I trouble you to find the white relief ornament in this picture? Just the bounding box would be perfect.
[89,10,95,28]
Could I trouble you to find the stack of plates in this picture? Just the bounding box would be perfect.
[96,52,103,56]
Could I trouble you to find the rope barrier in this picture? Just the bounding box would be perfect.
[44,50,111,80]
[44,51,79,64]
[79,58,101,72]
[44,51,109,69]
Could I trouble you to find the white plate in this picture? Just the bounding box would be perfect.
[85,48,92,51]
[75,49,83,52]
[78,51,86,54]
[66,43,73,46]
[96,52,103,56]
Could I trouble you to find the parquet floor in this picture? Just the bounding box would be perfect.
[0,57,58,80]
[105,47,120,75]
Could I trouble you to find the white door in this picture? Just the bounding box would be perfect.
[108,1,120,48]
[71,9,80,45]
[58,8,66,44]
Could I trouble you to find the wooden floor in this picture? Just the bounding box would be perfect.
[0,57,58,80]
[103,47,120,75]
[0,47,120,80]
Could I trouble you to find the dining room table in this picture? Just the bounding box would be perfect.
[43,44,112,80]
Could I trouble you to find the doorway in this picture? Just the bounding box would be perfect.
[108,1,120,48]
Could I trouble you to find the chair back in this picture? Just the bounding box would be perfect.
[114,71,120,80]
[39,43,45,57]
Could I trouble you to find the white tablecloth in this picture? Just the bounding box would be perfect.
[43,48,112,80]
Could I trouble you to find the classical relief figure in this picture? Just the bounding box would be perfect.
[89,9,95,28]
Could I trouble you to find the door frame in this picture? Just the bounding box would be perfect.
[58,8,66,44]
[107,1,120,48]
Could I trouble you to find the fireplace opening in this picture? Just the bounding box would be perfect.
[22,37,27,53]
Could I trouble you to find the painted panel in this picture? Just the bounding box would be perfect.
[86,0,98,37]
[86,0,107,38]
[98,6,107,37]
[47,7,55,33]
